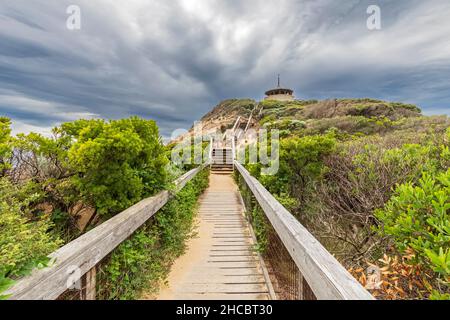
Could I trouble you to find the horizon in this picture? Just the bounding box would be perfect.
[1,1,450,138]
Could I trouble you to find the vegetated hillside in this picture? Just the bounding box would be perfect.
[258,98,436,135]
[200,98,256,129]
[183,97,442,139]
[235,98,449,300]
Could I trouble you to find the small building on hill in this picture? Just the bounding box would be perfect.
[265,75,294,101]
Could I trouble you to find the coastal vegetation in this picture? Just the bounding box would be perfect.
[243,98,449,299]
[0,116,208,300]
[1,96,449,300]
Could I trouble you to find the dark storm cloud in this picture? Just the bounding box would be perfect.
[0,0,449,136]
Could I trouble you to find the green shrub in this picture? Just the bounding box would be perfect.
[0,116,185,300]
[263,119,306,133]
[166,139,210,171]
[0,117,12,175]
[0,178,62,299]
[8,117,170,238]
[260,100,284,110]
[304,116,389,136]
[260,114,277,126]
[390,102,422,113]
[245,133,336,205]
[352,142,442,187]
[276,134,336,197]
[375,171,450,287]
[64,117,168,216]
[375,166,450,299]
[250,205,268,253]
[12,131,72,182]
[337,98,384,104]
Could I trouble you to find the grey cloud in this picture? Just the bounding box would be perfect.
[0,0,449,138]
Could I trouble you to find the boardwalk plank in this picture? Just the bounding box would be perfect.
[155,173,272,300]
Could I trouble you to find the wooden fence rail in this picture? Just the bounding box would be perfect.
[6,165,207,300]
[234,161,374,300]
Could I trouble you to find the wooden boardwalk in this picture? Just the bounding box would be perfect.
[6,162,372,300]
[156,173,272,300]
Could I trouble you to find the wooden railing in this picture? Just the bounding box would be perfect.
[6,158,373,300]
[5,165,207,300]
[234,161,374,300]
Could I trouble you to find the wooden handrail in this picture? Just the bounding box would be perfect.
[231,116,241,132]
[234,161,374,300]
[6,165,207,300]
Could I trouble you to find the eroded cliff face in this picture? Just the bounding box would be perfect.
[171,99,257,143]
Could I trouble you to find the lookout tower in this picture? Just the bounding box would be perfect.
[264,75,294,101]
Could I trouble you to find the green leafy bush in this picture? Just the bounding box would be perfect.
[243,133,336,212]
[0,119,62,299]
[375,170,450,296]
[1,116,174,299]
[0,117,12,175]
[263,119,306,135]
[64,117,168,216]
[275,134,336,197]
[1,116,204,300]
[0,178,62,299]
[12,131,72,182]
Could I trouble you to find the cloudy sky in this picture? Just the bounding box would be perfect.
[1,0,449,137]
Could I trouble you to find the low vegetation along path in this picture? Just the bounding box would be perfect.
[155,173,272,300]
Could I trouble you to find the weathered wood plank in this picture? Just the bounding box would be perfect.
[234,161,374,300]
[156,173,272,300]
[207,256,259,262]
[82,267,96,300]
[170,293,270,300]
[6,165,207,300]
[186,275,266,283]
[175,283,268,293]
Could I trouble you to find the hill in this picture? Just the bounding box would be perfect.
[177,97,448,141]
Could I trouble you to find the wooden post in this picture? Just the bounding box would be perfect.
[298,274,304,300]
[302,278,316,300]
[82,267,96,300]
[232,137,236,161]
[297,273,316,300]
[209,136,213,163]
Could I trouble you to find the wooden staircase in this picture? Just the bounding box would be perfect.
[211,148,233,174]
